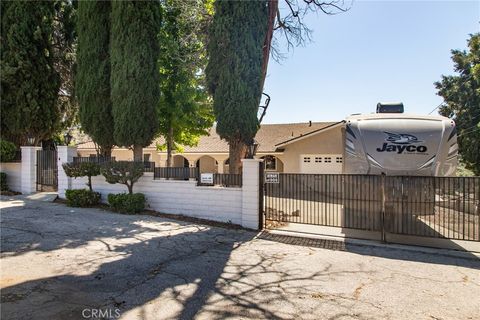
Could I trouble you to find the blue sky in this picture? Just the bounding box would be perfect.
[262,0,480,123]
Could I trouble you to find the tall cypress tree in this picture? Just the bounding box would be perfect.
[158,0,214,167]
[110,1,161,161]
[206,1,268,173]
[1,1,60,145]
[76,0,114,157]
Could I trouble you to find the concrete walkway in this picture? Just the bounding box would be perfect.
[1,197,479,320]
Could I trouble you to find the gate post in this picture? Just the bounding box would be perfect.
[57,146,77,199]
[20,146,41,194]
[241,159,263,230]
[381,173,386,242]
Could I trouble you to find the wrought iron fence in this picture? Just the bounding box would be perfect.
[154,167,198,180]
[36,150,58,191]
[73,156,116,163]
[72,157,155,173]
[265,174,480,242]
[213,173,242,187]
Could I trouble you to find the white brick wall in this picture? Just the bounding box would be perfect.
[70,174,244,225]
[59,147,263,229]
[57,146,77,198]
[20,147,41,194]
[241,159,262,229]
[0,162,22,192]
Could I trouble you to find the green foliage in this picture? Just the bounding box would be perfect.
[0,140,17,162]
[157,0,214,165]
[107,193,145,214]
[206,1,268,172]
[62,162,101,191]
[101,161,144,194]
[52,0,78,134]
[76,1,114,155]
[0,1,60,144]
[0,172,8,191]
[65,189,101,207]
[435,33,480,175]
[110,1,161,153]
[456,157,476,177]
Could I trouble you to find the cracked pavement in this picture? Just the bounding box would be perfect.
[1,196,479,320]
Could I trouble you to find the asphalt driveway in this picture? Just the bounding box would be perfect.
[1,196,479,320]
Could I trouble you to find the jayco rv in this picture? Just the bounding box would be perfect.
[344,103,458,176]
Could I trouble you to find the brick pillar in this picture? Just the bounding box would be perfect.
[241,159,263,229]
[20,146,41,194]
[57,146,77,199]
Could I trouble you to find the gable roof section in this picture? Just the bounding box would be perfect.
[76,121,342,153]
[274,121,345,148]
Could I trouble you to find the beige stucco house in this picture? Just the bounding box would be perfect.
[76,121,346,174]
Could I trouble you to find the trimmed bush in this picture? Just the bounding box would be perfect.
[0,140,17,162]
[107,193,145,214]
[62,162,101,191]
[101,161,144,194]
[0,172,8,191]
[65,189,101,207]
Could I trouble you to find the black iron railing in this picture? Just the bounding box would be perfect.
[264,174,480,242]
[154,167,198,180]
[213,173,242,187]
[73,156,116,163]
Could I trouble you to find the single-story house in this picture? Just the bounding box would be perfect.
[76,121,346,174]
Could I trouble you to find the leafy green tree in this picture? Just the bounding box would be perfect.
[158,0,214,167]
[52,0,78,134]
[206,0,268,173]
[0,1,60,145]
[435,33,480,175]
[110,1,161,161]
[62,162,101,191]
[76,0,115,157]
[101,161,144,194]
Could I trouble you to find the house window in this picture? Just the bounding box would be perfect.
[336,157,343,163]
[303,157,311,163]
[263,155,277,171]
[143,153,151,162]
[315,157,322,163]
[324,157,332,163]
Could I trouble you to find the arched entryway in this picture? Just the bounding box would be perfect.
[260,155,284,172]
[196,155,218,173]
[172,155,189,167]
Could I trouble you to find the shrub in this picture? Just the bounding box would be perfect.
[65,189,101,207]
[0,140,17,162]
[101,161,144,194]
[0,172,8,191]
[107,193,145,214]
[62,162,101,191]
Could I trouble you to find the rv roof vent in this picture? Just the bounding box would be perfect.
[376,102,404,113]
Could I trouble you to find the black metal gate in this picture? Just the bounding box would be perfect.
[36,149,58,191]
[264,174,480,242]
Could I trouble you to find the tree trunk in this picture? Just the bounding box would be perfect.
[166,126,174,168]
[133,144,143,162]
[260,0,278,94]
[87,176,92,191]
[100,145,112,158]
[127,182,133,194]
[229,139,246,174]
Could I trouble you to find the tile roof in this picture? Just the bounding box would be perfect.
[76,121,341,153]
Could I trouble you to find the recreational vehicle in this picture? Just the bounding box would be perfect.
[344,103,458,177]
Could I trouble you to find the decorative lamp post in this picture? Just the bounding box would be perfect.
[63,132,73,146]
[246,139,259,159]
[26,133,35,146]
